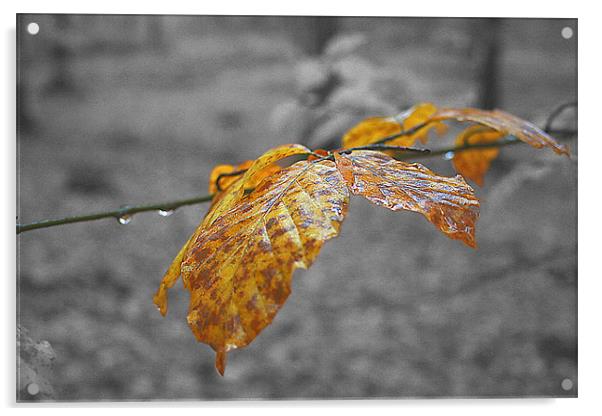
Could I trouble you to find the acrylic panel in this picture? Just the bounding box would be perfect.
[16,14,577,401]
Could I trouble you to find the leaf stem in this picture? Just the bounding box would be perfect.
[339,144,431,154]
[372,121,432,145]
[215,169,248,192]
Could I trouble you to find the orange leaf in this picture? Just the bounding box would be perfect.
[340,103,446,150]
[155,104,571,375]
[392,102,446,145]
[153,234,193,316]
[341,116,403,149]
[154,144,312,322]
[207,160,254,195]
[208,160,282,196]
[433,107,569,155]
[176,159,349,374]
[307,148,330,161]
[203,144,312,228]
[452,125,506,186]
[334,150,480,247]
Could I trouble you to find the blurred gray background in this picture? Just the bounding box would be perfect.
[16,15,577,401]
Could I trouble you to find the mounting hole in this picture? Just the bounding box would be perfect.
[26,382,40,396]
[561,26,573,40]
[561,378,574,391]
[27,22,40,35]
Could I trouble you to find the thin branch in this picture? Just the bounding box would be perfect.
[16,194,214,234]
[16,128,577,235]
[214,151,321,191]
[339,144,431,154]
[370,102,578,148]
[372,121,432,145]
[396,136,520,160]
[544,101,577,132]
[215,169,247,192]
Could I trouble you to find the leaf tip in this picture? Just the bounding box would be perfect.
[465,237,478,249]
[557,144,571,157]
[153,284,168,316]
[215,350,227,376]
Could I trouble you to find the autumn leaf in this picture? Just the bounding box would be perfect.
[181,159,349,375]
[334,150,480,247]
[341,104,568,158]
[157,148,480,375]
[433,107,570,155]
[154,144,312,319]
[202,144,312,228]
[392,102,447,145]
[208,160,254,195]
[341,103,445,149]
[208,160,281,196]
[307,148,330,161]
[153,234,193,316]
[154,104,569,376]
[341,116,402,149]
[451,125,506,186]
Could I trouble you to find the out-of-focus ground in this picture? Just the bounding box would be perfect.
[17,16,577,400]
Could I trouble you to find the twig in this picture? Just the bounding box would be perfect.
[339,144,431,154]
[215,169,247,192]
[16,194,214,234]
[372,121,432,145]
[16,126,577,235]
[544,101,577,132]
[400,136,520,159]
[371,102,578,148]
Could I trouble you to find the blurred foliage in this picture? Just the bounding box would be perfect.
[270,32,413,150]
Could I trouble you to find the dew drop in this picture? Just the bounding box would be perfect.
[158,209,174,217]
[118,215,132,225]
[443,151,455,160]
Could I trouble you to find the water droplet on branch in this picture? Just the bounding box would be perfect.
[118,215,132,225]
[158,209,174,217]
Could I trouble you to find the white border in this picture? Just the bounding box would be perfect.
[2,1,599,414]
[0,0,584,17]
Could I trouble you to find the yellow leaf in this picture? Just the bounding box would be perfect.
[392,102,444,145]
[203,144,312,227]
[181,159,349,374]
[208,160,282,196]
[341,116,403,149]
[340,103,445,150]
[154,144,312,321]
[152,234,193,316]
[155,105,570,376]
[452,125,505,186]
[433,107,569,155]
[334,150,480,247]
[207,160,254,195]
